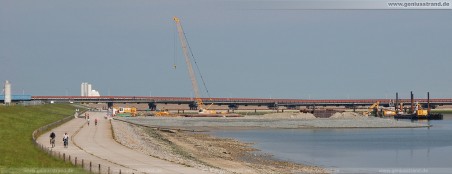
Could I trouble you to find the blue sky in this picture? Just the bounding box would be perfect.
[1,0,451,99]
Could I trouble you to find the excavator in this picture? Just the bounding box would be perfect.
[173,16,217,115]
[363,101,380,116]
[363,101,398,117]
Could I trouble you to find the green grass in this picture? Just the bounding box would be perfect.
[430,109,452,114]
[0,104,87,173]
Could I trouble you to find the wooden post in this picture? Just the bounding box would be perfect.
[69,155,71,163]
[98,164,101,173]
[108,167,110,174]
[90,161,92,172]
[428,92,431,115]
[82,159,84,168]
[119,169,122,174]
[63,153,65,162]
[75,157,77,166]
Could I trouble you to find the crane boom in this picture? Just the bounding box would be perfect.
[173,16,204,108]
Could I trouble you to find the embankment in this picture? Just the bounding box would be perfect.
[111,119,328,174]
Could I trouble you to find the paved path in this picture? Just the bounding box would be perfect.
[37,112,211,174]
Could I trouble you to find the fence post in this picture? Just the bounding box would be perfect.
[82,159,84,168]
[98,164,101,173]
[63,153,66,162]
[90,161,92,172]
[69,155,71,163]
[75,157,77,166]
[108,167,110,174]
[119,169,121,174]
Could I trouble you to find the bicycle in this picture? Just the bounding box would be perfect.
[50,138,55,148]
[63,138,68,148]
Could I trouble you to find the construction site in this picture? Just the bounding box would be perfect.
[72,17,445,122]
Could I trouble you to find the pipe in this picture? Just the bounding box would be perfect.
[395,92,399,114]
[428,92,430,115]
[411,91,414,114]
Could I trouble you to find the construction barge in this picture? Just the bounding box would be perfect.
[392,92,443,120]
[394,113,443,120]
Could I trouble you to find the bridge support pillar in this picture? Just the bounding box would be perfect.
[228,104,239,111]
[148,103,157,111]
[107,102,114,108]
[285,105,299,110]
[267,103,279,110]
[188,103,198,110]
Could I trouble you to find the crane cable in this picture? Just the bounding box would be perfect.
[173,24,177,69]
[180,26,211,98]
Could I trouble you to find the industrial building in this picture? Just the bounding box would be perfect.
[80,82,100,96]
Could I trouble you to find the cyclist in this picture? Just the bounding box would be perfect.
[49,132,56,148]
[63,133,69,148]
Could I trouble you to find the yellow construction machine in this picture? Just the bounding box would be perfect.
[414,102,428,116]
[363,101,380,116]
[154,108,176,117]
[115,107,137,117]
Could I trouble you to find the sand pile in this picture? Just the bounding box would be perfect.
[330,112,368,119]
[258,112,316,119]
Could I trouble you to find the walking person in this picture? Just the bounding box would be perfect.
[63,133,69,148]
[87,118,90,126]
[49,131,56,148]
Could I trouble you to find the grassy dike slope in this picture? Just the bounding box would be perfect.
[0,104,87,173]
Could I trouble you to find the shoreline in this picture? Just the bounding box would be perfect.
[111,119,328,174]
[110,113,429,174]
[117,115,429,131]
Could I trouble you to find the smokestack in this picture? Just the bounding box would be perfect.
[410,91,414,114]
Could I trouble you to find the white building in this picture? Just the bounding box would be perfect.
[4,80,11,105]
[81,83,85,96]
[90,90,100,96]
[81,82,100,96]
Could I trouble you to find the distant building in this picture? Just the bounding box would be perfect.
[90,90,100,96]
[81,82,100,96]
[4,80,11,105]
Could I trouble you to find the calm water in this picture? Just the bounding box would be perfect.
[213,115,452,173]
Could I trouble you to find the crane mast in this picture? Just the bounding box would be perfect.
[173,16,204,109]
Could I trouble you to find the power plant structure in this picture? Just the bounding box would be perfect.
[80,82,100,97]
[3,80,11,105]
